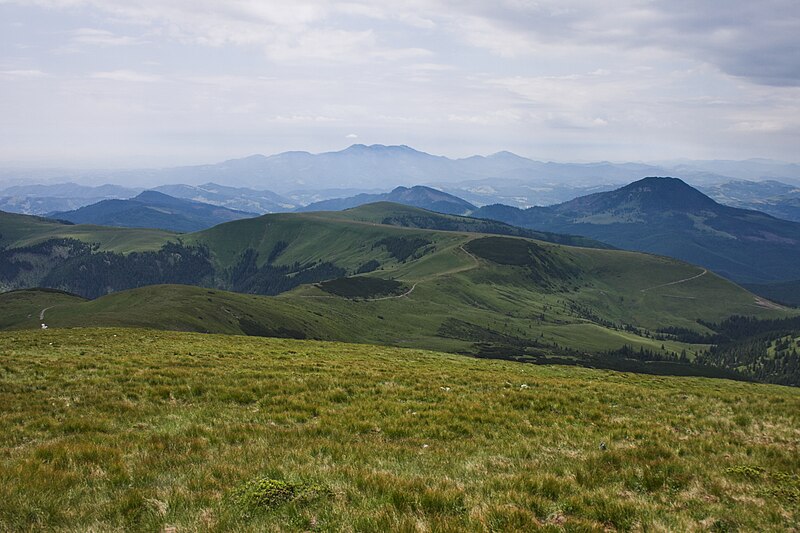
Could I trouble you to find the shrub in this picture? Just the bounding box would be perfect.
[232,477,328,511]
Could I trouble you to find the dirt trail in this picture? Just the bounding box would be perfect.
[640,269,707,293]
[364,243,480,301]
[752,296,786,310]
[39,306,55,321]
[298,242,481,301]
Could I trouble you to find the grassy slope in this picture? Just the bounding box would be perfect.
[188,210,463,271]
[5,234,789,363]
[2,204,792,362]
[0,210,175,253]
[323,202,610,249]
[0,328,797,531]
[0,289,85,329]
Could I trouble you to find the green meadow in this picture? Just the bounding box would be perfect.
[0,211,174,253]
[1,328,797,531]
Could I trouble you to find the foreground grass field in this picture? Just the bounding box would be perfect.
[1,329,798,531]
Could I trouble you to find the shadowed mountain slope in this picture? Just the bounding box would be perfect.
[472,177,800,284]
[51,190,256,232]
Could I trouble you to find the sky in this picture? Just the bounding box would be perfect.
[1,0,799,167]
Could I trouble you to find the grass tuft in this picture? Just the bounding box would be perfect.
[232,477,328,512]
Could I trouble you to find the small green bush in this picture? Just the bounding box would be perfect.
[233,477,327,511]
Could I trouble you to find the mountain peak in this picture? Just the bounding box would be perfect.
[552,176,719,216]
[342,144,428,155]
[132,190,189,206]
[487,150,526,160]
[617,176,717,210]
[135,190,178,203]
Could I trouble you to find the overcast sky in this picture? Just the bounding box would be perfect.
[1,0,799,167]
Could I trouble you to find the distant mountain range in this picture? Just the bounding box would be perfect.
[471,177,800,284]
[4,145,799,193]
[297,185,476,215]
[115,144,774,191]
[51,190,256,232]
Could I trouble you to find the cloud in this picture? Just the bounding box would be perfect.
[13,0,432,64]
[70,28,144,46]
[346,133,358,138]
[90,70,162,83]
[731,121,786,133]
[2,0,799,164]
[15,1,797,84]
[263,28,429,62]
[0,69,49,79]
[439,0,800,86]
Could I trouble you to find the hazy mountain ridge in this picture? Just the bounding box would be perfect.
[5,145,798,194]
[129,145,751,191]
[50,190,256,232]
[297,185,476,215]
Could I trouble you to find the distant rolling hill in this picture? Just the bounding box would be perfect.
[50,190,257,232]
[472,177,800,284]
[0,203,607,298]
[0,209,174,253]
[297,185,476,215]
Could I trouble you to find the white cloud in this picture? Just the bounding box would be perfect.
[268,114,338,123]
[90,70,162,83]
[71,28,144,46]
[265,29,375,62]
[11,0,433,64]
[731,121,786,133]
[0,69,49,78]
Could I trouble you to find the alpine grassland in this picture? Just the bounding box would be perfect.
[0,211,174,253]
[1,328,798,531]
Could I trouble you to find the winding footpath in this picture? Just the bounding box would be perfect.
[365,243,480,301]
[298,242,481,302]
[640,269,708,293]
